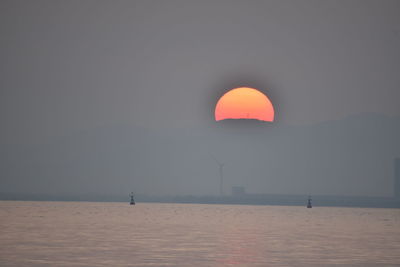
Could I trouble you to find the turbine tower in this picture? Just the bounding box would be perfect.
[211,155,225,196]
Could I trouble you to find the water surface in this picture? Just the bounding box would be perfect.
[1,201,399,266]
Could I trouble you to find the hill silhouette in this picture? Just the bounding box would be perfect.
[1,113,399,197]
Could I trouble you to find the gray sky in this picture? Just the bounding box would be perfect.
[1,0,400,144]
[1,0,400,197]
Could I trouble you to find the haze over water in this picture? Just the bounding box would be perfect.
[1,201,399,266]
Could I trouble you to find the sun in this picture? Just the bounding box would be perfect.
[215,87,274,122]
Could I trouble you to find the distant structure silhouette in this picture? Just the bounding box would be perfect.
[395,158,400,198]
[307,196,312,208]
[129,192,135,205]
[211,155,225,196]
[232,186,245,196]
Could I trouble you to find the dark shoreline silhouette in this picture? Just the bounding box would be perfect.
[1,192,399,209]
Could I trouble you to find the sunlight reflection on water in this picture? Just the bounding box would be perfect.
[1,201,400,266]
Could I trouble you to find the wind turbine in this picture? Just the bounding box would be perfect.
[211,155,225,196]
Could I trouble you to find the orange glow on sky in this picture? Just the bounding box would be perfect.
[215,87,274,122]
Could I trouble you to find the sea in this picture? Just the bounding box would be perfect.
[0,201,399,266]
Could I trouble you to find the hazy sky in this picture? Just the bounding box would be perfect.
[1,0,400,145]
[1,1,400,197]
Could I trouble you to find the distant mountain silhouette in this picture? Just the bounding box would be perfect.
[1,113,399,197]
[216,118,273,125]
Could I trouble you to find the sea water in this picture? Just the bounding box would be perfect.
[1,201,399,266]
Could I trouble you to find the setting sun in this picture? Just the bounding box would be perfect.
[215,87,274,122]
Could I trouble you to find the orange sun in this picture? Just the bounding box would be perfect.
[215,87,274,122]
